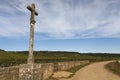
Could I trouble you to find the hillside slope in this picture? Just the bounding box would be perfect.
[0,49,120,67]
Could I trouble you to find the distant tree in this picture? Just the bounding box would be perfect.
[0,49,5,52]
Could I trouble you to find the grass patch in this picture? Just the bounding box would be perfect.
[105,61,120,76]
[65,63,91,78]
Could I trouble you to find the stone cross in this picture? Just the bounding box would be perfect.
[27,3,38,64]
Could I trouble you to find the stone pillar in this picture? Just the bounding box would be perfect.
[19,3,39,80]
[27,3,38,64]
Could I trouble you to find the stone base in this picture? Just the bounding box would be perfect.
[19,64,42,80]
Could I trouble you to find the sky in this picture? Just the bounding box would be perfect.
[0,0,120,53]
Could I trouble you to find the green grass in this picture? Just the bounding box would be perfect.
[105,61,120,76]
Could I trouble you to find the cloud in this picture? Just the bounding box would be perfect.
[0,0,120,39]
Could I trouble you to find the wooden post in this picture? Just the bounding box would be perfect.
[27,3,38,64]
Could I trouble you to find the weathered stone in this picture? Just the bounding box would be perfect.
[0,66,19,80]
[27,3,38,64]
[0,61,89,80]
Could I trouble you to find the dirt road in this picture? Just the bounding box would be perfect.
[60,61,120,80]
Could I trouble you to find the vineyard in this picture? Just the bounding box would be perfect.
[0,49,120,67]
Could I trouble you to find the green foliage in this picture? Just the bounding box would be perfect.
[0,49,120,67]
[0,50,27,67]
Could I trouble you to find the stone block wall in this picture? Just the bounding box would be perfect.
[41,63,54,80]
[0,66,19,80]
[19,64,40,80]
[0,61,89,80]
[56,61,89,71]
[19,63,54,80]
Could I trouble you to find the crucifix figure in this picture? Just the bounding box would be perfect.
[27,3,38,64]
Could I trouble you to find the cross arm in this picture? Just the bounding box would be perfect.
[27,4,38,16]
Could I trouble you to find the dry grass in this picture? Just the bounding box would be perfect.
[105,61,120,76]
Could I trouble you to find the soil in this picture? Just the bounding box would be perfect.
[59,61,120,80]
[52,71,73,79]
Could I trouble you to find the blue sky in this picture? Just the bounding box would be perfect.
[0,0,120,53]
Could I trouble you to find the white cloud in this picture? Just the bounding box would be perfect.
[0,0,120,39]
[0,16,27,37]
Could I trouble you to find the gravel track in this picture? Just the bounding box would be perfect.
[59,61,120,80]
